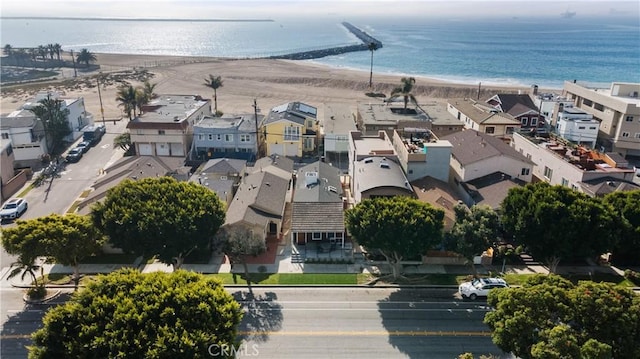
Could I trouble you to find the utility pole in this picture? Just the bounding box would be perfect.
[70,49,77,78]
[252,99,261,158]
[96,73,106,127]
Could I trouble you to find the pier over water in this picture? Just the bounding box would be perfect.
[269,22,382,60]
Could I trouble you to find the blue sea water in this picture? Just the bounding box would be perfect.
[1,15,639,89]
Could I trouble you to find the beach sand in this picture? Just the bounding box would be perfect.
[1,52,533,120]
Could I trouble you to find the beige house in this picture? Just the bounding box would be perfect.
[447,98,521,137]
[562,81,640,157]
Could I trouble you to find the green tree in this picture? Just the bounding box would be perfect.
[215,224,266,295]
[113,132,131,152]
[500,183,620,273]
[448,204,500,276]
[29,269,243,359]
[367,42,379,88]
[53,43,62,60]
[142,79,158,99]
[3,44,13,56]
[115,84,137,120]
[75,48,96,66]
[485,274,640,359]
[603,190,640,264]
[28,94,71,156]
[390,77,417,113]
[345,196,444,279]
[46,43,55,60]
[204,74,223,114]
[2,218,47,294]
[135,87,149,116]
[91,177,226,269]
[37,45,47,60]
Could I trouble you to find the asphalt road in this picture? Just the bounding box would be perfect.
[0,120,126,268]
[1,287,510,359]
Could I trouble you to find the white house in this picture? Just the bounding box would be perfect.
[0,110,47,168]
[21,91,93,142]
[556,107,599,148]
[321,103,356,170]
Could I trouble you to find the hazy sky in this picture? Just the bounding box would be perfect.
[1,0,638,19]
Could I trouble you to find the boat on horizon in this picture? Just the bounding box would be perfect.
[561,10,576,18]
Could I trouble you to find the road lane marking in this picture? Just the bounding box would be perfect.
[246,308,489,312]
[1,334,32,339]
[238,330,491,337]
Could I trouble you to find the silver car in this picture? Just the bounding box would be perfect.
[459,277,508,300]
[0,197,28,221]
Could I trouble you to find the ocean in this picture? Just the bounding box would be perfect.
[1,15,639,89]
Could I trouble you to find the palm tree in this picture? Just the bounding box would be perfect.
[76,48,97,67]
[53,43,62,60]
[29,95,72,155]
[3,44,13,56]
[37,45,47,61]
[113,132,131,152]
[203,74,223,114]
[47,43,55,60]
[116,85,138,120]
[7,254,43,289]
[135,88,149,116]
[368,42,379,89]
[142,80,157,99]
[390,77,417,113]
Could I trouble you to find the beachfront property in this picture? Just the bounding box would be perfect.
[444,129,534,208]
[389,128,452,183]
[1,139,28,202]
[447,98,522,137]
[127,94,211,157]
[188,158,247,205]
[356,102,431,136]
[417,102,465,138]
[511,131,636,195]
[530,91,574,126]
[486,93,543,130]
[261,102,319,158]
[320,103,357,171]
[348,131,414,203]
[562,81,640,157]
[555,107,600,148]
[191,113,261,162]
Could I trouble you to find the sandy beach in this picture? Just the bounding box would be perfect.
[1,52,532,121]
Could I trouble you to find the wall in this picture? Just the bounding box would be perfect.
[264,121,303,157]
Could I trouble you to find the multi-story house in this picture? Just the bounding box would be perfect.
[562,81,640,157]
[389,128,452,182]
[556,107,600,148]
[356,102,430,136]
[447,98,521,137]
[262,102,318,157]
[1,140,27,202]
[511,131,636,195]
[21,91,93,142]
[320,103,357,171]
[486,93,543,130]
[127,94,211,157]
[191,114,261,162]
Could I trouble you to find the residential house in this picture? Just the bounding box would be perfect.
[0,110,46,169]
[443,130,534,208]
[579,177,639,198]
[389,128,452,182]
[1,139,27,202]
[562,81,640,157]
[348,131,414,203]
[127,94,211,157]
[447,98,522,137]
[356,102,432,136]
[291,161,346,250]
[486,93,543,130]
[262,102,318,157]
[188,158,247,205]
[530,90,573,126]
[410,176,463,230]
[511,131,636,193]
[191,113,261,162]
[556,107,600,148]
[418,101,465,138]
[321,103,357,171]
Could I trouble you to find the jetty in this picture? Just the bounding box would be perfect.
[269,22,382,60]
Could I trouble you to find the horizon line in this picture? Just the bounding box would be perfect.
[0,16,275,22]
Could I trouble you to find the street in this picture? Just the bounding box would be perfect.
[0,287,509,358]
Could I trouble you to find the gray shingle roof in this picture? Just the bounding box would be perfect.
[199,158,246,175]
[463,172,524,209]
[250,155,294,180]
[487,94,538,116]
[225,171,288,228]
[291,202,345,232]
[579,177,640,197]
[443,129,534,166]
[294,161,342,203]
[263,102,317,126]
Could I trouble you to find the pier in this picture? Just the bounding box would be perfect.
[269,22,382,60]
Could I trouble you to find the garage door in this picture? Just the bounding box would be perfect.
[138,144,153,156]
[285,144,298,157]
[270,144,284,156]
[170,143,184,157]
[156,143,170,156]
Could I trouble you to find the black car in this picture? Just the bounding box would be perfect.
[76,141,92,153]
[66,148,83,163]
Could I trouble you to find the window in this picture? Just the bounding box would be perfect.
[303,137,313,150]
[635,133,640,139]
[485,126,495,134]
[225,134,233,142]
[578,126,585,130]
[521,168,530,176]
[312,232,322,240]
[544,166,553,180]
[208,134,213,140]
[571,184,578,191]
[284,126,300,141]
[589,127,597,130]
[158,130,165,135]
[217,134,222,141]
[626,116,634,122]
[561,178,569,187]
[240,134,251,142]
[594,103,604,111]
[622,132,630,138]
[5,144,12,156]
[583,99,593,107]
[526,154,532,160]
[521,117,528,126]
[1,133,8,139]
[506,127,515,134]
[530,118,538,126]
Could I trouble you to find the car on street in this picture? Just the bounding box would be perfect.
[459,277,509,300]
[0,198,28,222]
[66,148,83,163]
[76,141,92,153]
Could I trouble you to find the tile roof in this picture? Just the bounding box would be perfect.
[443,129,534,166]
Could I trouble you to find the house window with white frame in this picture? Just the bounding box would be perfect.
[544,166,553,180]
[240,134,251,142]
[561,178,569,187]
[485,126,495,134]
[531,117,538,126]
[303,137,314,150]
[217,134,222,141]
[622,132,630,138]
[312,232,322,240]
[158,130,165,135]
[521,168,530,176]
[208,134,213,140]
[1,133,8,140]
[625,115,633,122]
[284,126,300,141]
[225,134,233,142]
[521,117,528,126]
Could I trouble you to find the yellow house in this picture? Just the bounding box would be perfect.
[261,102,318,157]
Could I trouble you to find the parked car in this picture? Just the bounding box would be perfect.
[76,141,92,153]
[459,277,509,300]
[0,198,28,222]
[66,148,83,163]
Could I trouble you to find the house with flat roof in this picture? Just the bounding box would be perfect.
[447,98,521,137]
[127,94,211,157]
[348,131,414,203]
[562,81,640,157]
[356,102,432,136]
[418,101,465,138]
[511,131,636,193]
[486,93,542,130]
[389,128,452,183]
[320,103,357,170]
[291,161,346,249]
[191,113,260,162]
[262,101,318,158]
[556,107,599,148]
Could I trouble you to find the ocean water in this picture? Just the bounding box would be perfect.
[1,16,639,89]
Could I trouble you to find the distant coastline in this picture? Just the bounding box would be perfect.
[0,16,274,22]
